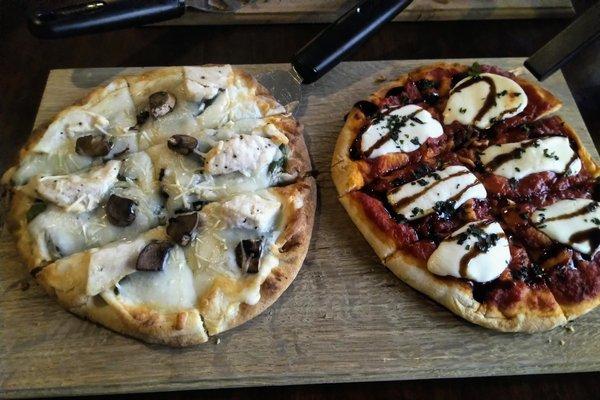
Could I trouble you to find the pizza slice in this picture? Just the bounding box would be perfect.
[36,179,315,346]
[4,66,286,186]
[9,152,164,270]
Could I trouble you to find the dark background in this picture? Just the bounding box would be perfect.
[1,0,600,398]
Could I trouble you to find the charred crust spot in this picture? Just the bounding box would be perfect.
[280,233,302,253]
[30,265,45,278]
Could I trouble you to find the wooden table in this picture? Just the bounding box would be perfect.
[2,1,600,398]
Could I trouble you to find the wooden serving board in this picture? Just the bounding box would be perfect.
[159,0,574,25]
[1,58,599,398]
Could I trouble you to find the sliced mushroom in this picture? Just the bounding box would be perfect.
[136,240,173,271]
[166,212,201,246]
[149,91,176,118]
[105,194,137,227]
[235,239,263,274]
[75,135,113,157]
[136,110,150,126]
[167,134,198,155]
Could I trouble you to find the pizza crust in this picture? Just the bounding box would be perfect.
[223,177,317,333]
[384,251,567,333]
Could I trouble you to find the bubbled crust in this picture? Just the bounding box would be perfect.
[332,62,599,332]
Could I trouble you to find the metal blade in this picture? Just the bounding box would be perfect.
[187,0,245,13]
[256,68,303,115]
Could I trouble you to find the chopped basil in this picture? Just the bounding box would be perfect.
[543,148,559,161]
[433,200,456,219]
[455,224,499,253]
[410,137,420,146]
[268,144,289,174]
[410,207,424,218]
[496,90,508,97]
[468,62,482,78]
[459,107,467,114]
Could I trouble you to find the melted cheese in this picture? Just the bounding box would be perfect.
[386,165,487,220]
[85,227,166,295]
[202,192,281,232]
[118,245,198,311]
[531,199,600,255]
[13,80,136,185]
[361,105,443,158]
[116,190,282,332]
[31,160,121,213]
[427,221,510,282]
[479,136,581,180]
[183,65,232,102]
[204,135,280,176]
[27,157,164,263]
[444,73,527,129]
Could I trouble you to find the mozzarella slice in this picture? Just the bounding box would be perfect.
[204,134,279,176]
[444,73,527,129]
[202,192,281,232]
[531,199,600,255]
[479,136,581,180]
[32,160,121,213]
[360,104,443,158]
[387,165,487,220]
[427,221,510,282]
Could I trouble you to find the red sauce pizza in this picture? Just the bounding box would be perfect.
[332,62,600,332]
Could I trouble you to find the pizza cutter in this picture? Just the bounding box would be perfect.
[28,0,246,38]
[524,0,600,81]
[257,0,413,112]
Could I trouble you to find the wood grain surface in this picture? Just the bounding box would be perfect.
[159,0,574,25]
[1,58,599,399]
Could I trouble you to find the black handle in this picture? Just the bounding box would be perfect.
[291,0,412,84]
[524,1,600,81]
[28,0,186,39]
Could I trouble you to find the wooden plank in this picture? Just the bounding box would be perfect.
[1,58,598,399]
[157,0,574,25]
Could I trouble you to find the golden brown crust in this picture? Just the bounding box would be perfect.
[224,177,317,332]
[6,191,41,271]
[384,251,567,332]
[337,193,396,260]
[332,62,597,332]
